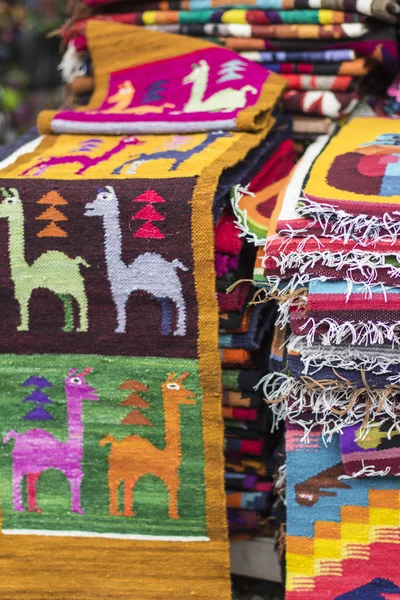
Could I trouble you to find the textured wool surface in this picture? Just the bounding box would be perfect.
[263,59,370,75]
[240,49,356,62]
[143,21,371,38]
[285,423,400,598]
[0,116,273,597]
[340,421,400,478]
[303,117,400,216]
[282,88,358,117]
[61,9,368,43]
[282,74,355,91]
[39,21,285,136]
[78,0,400,24]
[213,26,398,75]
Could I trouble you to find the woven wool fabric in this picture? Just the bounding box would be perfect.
[340,421,400,477]
[79,0,400,23]
[232,138,296,242]
[282,74,355,91]
[262,59,370,75]
[282,89,358,117]
[213,26,399,76]
[0,117,274,597]
[286,423,400,598]
[293,115,333,133]
[40,21,285,136]
[240,49,356,62]
[61,9,367,41]
[146,21,371,38]
[302,117,400,219]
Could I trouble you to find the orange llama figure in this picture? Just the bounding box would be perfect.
[100,372,195,519]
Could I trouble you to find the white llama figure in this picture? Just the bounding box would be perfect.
[85,186,187,335]
[178,59,257,114]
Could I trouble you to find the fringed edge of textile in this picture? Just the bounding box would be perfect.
[231,184,265,247]
[296,195,400,247]
[289,335,400,377]
[299,317,400,346]
[257,371,400,442]
[264,239,400,284]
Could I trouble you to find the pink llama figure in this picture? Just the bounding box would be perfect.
[3,368,98,514]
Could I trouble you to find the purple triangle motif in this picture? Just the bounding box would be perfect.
[21,376,52,388]
[22,389,53,404]
[24,406,54,421]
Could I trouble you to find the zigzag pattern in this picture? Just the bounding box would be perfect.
[287,488,400,594]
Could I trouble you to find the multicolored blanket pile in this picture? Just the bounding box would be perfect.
[58,0,399,151]
[0,20,286,599]
[252,114,400,595]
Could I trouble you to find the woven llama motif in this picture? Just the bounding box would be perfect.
[175,59,257,114]
[4,368,98,514]
[85,186,187,335]
[101,372,195,519]
[0,187,89,332]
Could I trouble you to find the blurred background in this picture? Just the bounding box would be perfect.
[0,0,64,143]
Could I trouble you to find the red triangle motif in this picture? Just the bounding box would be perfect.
[132,204,164,221]
[132,190,165,204]
[134,222,165,239]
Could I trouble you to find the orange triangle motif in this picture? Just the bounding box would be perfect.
[121,410,152,426]
[119,393,151,408]
[37,222,68,238]
[37,191,68,206]
[36,206,68,222]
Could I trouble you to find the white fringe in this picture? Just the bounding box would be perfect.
[58,42,86,84]
[296,195,400,247]
[257,372,400,442]
[289,336,400,375]
[231,184,265,247]
[264,244,398,284]
[338,461,392,479]
[300,318,400,347]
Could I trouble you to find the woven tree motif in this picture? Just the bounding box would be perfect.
[118,380,152,426]
[21,375,53,421]
[131,190,165,239]
[36,190,68,238]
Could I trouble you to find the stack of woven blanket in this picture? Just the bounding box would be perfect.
[225,139,295,539]
[255,115,400,596]
[59,0,399,149]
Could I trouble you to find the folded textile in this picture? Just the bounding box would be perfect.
[281,74,355,91]
[282,89,358,117]
[223,406,258,421]
[215,254,238,277]
[240,49,356,62]
[292,115,332,134]
[219,304,275,350]
[226,490,271,510]
[222,370,263,392]
[79,0,400,24]
[147,22,371,39]
[262,59,370,75]
[290,337,400,376]
[225,437,264,455]
[340,420,400,477]
[213,26,398,75]
[232,139,296,242]
[40,21,285,135]
[62,9,368,40]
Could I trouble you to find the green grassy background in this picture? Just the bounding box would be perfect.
[0,354,206,537]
